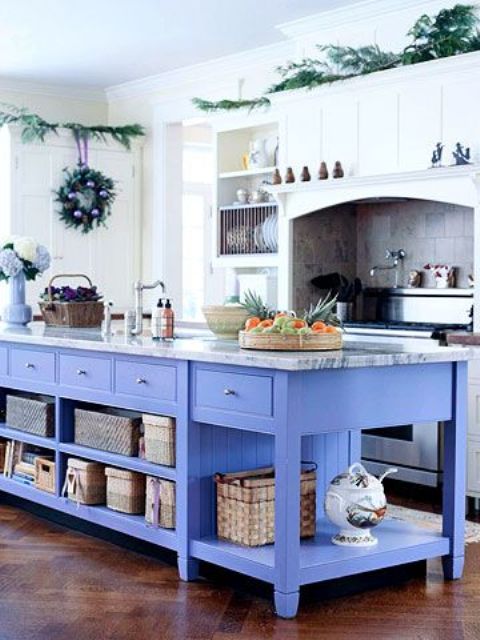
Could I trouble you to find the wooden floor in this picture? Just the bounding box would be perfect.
[1,493,480,640]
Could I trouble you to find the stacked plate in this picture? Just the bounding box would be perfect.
[255,213,278,253]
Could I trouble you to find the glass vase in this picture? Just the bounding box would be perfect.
[2,271,32,326]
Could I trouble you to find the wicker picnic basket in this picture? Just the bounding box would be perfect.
[74,407,142,456]
[239,330,342,351]
[39,274,104,328]
[64,458,106,505]
[6,394,55,437]
[145,476,176,528]
[142,414,176,467]
[215,464,316,547]
[105,467,145,514]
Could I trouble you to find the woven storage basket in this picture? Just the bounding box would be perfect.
[39,274,104,328]
[64,458,106,505]
[142,414,176,467]
[35,458,55,494]
[105,467,145,514]
[6,394,55,437]
[145,476,176,528]
[215,464,316,547]
[74,407,142,456]
[239,330,342,351]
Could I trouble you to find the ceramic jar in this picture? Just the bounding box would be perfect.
[324,462,397,547]
[248,139,268,169]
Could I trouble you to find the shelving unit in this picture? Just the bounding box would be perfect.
[214,119,280,268]
[0,423,55,448]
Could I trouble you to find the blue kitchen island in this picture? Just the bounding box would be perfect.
[0,325,471,617]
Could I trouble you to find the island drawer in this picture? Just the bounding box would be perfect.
[60,354,112,391]
[10,348,55,383]
[193,366,274,424]
[115,360,177,402]
[0,347,7,376]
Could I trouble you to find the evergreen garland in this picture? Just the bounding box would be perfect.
[193,4,480,112]
[0,104,145,149]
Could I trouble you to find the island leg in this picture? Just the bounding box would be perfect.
[442,361,467,580]
[273,373,301,618]
[176,362,200,581]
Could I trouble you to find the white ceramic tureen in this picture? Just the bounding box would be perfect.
[324,462,397,547]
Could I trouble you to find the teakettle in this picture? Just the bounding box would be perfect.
[324,462,397,547]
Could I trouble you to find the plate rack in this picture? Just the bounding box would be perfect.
[219,203,278,256]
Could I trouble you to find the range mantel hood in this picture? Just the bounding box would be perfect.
[267,165,480,219]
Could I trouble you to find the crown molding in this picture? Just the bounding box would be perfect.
[276,0,458,38]
[105,40,294,101]
[0,77,106,102]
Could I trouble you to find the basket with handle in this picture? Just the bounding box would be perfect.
[39,273,104,328]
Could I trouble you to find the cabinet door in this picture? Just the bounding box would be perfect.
[467,437,480,495]
[11,140,139,311]
[468,383,480,436]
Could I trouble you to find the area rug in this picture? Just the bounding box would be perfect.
[387,504,480,544]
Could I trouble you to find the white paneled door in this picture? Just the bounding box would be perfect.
[2,128,141,312]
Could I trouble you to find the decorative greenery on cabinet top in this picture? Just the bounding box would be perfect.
[193,4,480,112]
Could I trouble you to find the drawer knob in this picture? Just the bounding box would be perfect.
[76,369,86,376]
[25,362,35,369]
[224,388,236,396]
[136,377,147,385]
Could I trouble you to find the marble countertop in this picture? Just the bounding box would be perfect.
[0,323,473,371]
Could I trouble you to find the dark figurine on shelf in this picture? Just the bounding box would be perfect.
[333,161,344,179]
[452,142,471,165]
[431,142,444,168]
[272,168,282,185]
[300,166,311,182]
[318,161,328,180]
[285,167,295,183]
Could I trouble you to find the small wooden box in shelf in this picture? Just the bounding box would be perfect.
[219,203,278,257]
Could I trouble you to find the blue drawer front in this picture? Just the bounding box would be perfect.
[60,354,111,391]
[10,348,55,383]
[115,359,177,401]
[194,368,273,418]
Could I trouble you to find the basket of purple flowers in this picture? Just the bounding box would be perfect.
[39,274,104,327]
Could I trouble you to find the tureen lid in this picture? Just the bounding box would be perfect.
[329,463,396,490]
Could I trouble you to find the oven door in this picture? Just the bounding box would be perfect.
[361,422,442,487]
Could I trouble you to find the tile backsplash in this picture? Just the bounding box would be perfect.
[292,199,473,312]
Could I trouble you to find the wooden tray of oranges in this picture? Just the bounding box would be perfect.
[239,291,343,351]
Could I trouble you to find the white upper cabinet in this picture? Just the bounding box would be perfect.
[0,127,141,312]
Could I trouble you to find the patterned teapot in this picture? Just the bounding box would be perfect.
[324,462,397,547]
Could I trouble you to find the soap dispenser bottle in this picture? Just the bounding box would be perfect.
[151,298,163,340]
[161,299,175,340]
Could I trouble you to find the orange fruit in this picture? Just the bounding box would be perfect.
[245,317,261,331]
[290,319,306,329]
[258,319,274,328]
[312,321,327,332]
[325,325,338,334]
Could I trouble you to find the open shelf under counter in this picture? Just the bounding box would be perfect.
[218,166,276,180]
[59,442,176,481]
[0,423,56,449]
[0,474,177,550]
[190,517,449,586]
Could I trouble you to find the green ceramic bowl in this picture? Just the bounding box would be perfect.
[202,305,249,340]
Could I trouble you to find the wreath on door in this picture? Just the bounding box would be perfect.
[0,104,145,234]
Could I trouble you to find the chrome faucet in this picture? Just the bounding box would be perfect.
[102,300,114,337]
[131,280,165,336]
[370,249,406,288]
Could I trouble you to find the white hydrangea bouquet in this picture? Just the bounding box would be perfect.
[0,236,51,327]
[0,236,50,282]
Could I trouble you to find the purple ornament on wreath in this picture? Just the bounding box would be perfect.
[86,180,95,188]
[91,209,100,218]
[73,210,83,219]
[99,190,108,199]
[67,192,76,200]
